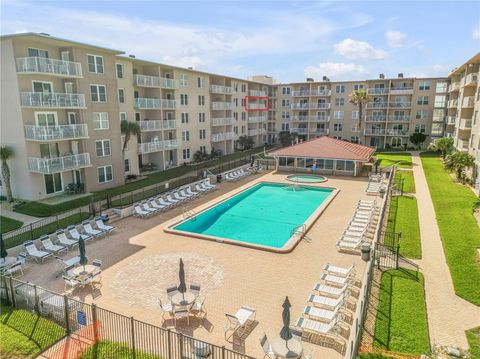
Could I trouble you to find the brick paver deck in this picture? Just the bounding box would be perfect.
[411,153,480,350]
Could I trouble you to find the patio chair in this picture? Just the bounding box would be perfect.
[82,221,104,237]
[189,296,206,322]
[54,231,78,249]
[158,298,174,323]
[189,283,201,297]
[173,308,189,326]
[224,306,256,340]
[94,217,115,233]
[166,285,179,300]
[134,204,153,218]
[259,333,275,359]
[23,241,53,263]
[63,274,81,292]
[303,349,315,359]
[40,235,67,254]
[3,258,24,278]
[66,225,92,241]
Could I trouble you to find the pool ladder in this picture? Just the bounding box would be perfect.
[182,206,197,221]
[290,224,312,242]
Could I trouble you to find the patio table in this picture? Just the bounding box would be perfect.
[72,265,97,285]
[171,291,196,307]
[271,337,303,358]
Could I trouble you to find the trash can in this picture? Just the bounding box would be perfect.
[361,243,371,261]
[216,174,222,183]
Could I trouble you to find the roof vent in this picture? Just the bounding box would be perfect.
[379,74,385,79]
[129,55,136,58]
[398,73,404,78]
[188,67,193,70]
[39,33,50,36]
[306,78,314,82]
[322,76,330,82]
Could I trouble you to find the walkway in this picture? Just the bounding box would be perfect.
[0,203,40,224]
[411,152,480,350]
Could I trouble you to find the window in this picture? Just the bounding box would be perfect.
[95,139,111,157]
[93,112,109,129]
[198,112,205,122]
[281,123,290,131]
[336,160,354,171]
[234,126,238,134]
[241,84,246,92]
[281,111,290,119]
[435,81,448,93]
[44,173,62,194]
[334,123,343,131]
[335,85,345,93]
[116,64,124,79]
[135,112,141,121]
[199,129,206,139]
[33,81,52,93]
[181,113,189,124]
[182,149,190,160]
[241,125,246,134]
[198,95,205,106]
[121,135,128,150]
[416,110,428,119]
[35,112,57,126]
[118,88,125,103]
[180,94,188,105]
[282,87,291,95]
[234,112,238,121]
[179,74,188,87]
[414,124,426,133]
[90,85,107,102]
[419,81,431,91]
[200,145,206,153]
[417,96,428,105]
[335,98,345,106]
[350,136,359,143]
[120,112,127,121]
[98,165,113,183]
[124,159,130,172]
[434,95,446,107]
[197,77,205,88]
[182,130,190,141]
[351,123,359,132]
[234,98,238,107]
[233,83,238,92]
[241,98,245,107]
[241,112,246,121]
[333,111,344,120]
[87,54,104,74]
[354,84,364,90]
[281,99,290,107]
[28,48,49,58]
[352,110,359,120]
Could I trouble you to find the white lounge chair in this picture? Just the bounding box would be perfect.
[186,186,199,197]
[149,199,166,212]
[336,240,363,252]
[134,204,153,218]
[320,273,353,287]
[142,202,159,214]
[180,188,194,199]
[295,316,339,336]
[303,305,344,323]
[314,282,350,298]
[195,183,209,193]
[225,172,238,181]
[173,191,189,202]
[82,221,104,237]
[204,178,216,190]
[308,294,345,311]
[54,230,78,249]
[40,235,67,254]
[67,225,92,241]
[323,264,356,278]
[94,218,115,233]
[158,197,175,208]
[343,228,366,238]
[23,241,53,263]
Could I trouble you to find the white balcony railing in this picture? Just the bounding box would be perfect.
[464,73,478,87]
[462,96,474,108]
[138,120,176,132]
[247,128,266,136]
[291,102,330,109]
[21,92,86,109]
[387,115,410,122]
[133,74,179,89]
[212,117,235,126]
[310,89,331,97]
[386,129,409,136]
[448,99,458,108]
[248,116,267,123]
[310,116,330,122]
[388,102,411,108]
[459,118,473,130]
[366,102,388,109]
[446,116,456,125]
[16,57,83,77]
[290,128,309,134]
[248,103,268,110]
[248,90,266,96]
[448,82,460,92]
[161,99,177,109]
[389,87,414,95]
[134,98,177,109]
[210,85,233,94]
[138,139,179,154]
[364,129,386,135]
[211,101,232,110]
[366,88,389,95]
[24,124,89,141]
[310,129,329,136]
[211,132,236,142]
[28,153,91,174]
[365,115,386,122]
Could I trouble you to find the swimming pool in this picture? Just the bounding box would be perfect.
[287,174,327,183]
[166,182,337,252]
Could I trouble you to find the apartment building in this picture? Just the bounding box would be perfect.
[447,53,480,192]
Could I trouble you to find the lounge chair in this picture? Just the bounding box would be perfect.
[303,305,344,323]
[173,191,188,202]
[158,197,175,208]
[198,182,211,192]
[295,316,339,336]
[314,282,350,298]
[40,235,67,254]
[149,199,166,212]
[259,333,275,359]
[308,294,345,311]
[343,228,366,238]
[225,172,238,181]
[134,204,153,218]
[3,260,24,277]
[186,186,199,197]
[67,225,92,241]
[195,183,209,193]
[54,230,78,249]
[94,218,115,233]
[323,264,356,278]
[204,178,216,190]
[82,221,104,237]
[336,240,363,253]
[166,194,181,204]
[180,188,194,199]
[320,273,353,287]
[142,202,159,214]
[23,241,53,262]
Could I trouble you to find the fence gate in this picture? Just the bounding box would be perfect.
[374,242,398,270]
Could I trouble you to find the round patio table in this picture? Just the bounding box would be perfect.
[72,265,97,284]
[171,291,196,307]
[270,337,303,359]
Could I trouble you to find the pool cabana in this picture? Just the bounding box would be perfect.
[270,137,376,177]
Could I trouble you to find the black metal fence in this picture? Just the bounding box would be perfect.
[0,276,254,359]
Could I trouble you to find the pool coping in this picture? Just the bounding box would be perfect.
[286,174,328,183]
[163,180,339,253]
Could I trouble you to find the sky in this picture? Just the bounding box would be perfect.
[1,0,479,83]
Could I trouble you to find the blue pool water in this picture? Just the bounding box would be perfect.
[173,182,334,248]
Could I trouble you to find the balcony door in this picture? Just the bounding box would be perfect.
[40,143,60,159]
[33,81,52,93]
[35,112,57,127]
[28,48,49,58]
[44,173,63,194]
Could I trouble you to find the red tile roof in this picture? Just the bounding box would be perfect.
[271,137,375,162]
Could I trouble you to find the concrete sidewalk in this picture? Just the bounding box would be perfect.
[0,203,40,225]
[411,152,480,350]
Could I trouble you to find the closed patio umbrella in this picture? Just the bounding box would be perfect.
[78,235,87,272]
[280,296,293,348]
[0,234,8,263]
[178,258,187,299]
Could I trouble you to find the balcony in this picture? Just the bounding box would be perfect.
[366,88,389,95]
[248,116,267,123]
[210,85,233,94]
[247,103,268,110]
[310,116,330,122]
[432,116,447,123]
[309,103,331,109]
[389,102,411,108]
[133,74,179,89]
[364,129,386,135]
[310,129,329,136]
[211,102,232,110]
[138,139,179,154]
[387,115,410,122]
[16,57,83,78]
[310,89,331,96]
[290,128,309,135]
[365,115,386,122]
[134,98,177,110]
[21,92,86,109]
[247,128,266,136]
[386,129,409,136]
[446,116,456,125]
[449,82,460,92]
[249,90,266,96]
[456,139,469,151]
[211,132,236,142]
[458,118,472,130]
[212,117,235,126]
[462,96,474,108]
[24,124,89,141]
[28,153,91,174]
[291,115,308,121]
[366,102,388,109]
[138,120,176,132]
[447,99,458,108]
[464,73,478,87]
[389,87,414,95]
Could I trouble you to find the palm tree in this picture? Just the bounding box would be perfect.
[349,88,372,133]
[0,146,14,203]
[428,137,454,158]
[444,151,475,180]
[120,120,140,168]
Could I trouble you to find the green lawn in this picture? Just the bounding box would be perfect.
[386,196,421,259]
[5,212,90,249]
[375,153,412,169]
[466,326,480,359]
[394,170,415,193]
[421,152,480,305]
[0,216,24,233]
[373,269,430,355]
[0,305,66,358]
[79,340,161,359]
[14,147,266,217]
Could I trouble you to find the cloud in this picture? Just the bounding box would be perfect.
[304,62,368,81]
[386,30,407,48]
[473,23,480,40]
[333,39,388,60]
